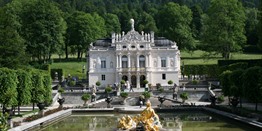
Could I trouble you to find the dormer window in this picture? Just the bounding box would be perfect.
[123,45,127,48]
[140,45,144,48]
[131,45,135,48]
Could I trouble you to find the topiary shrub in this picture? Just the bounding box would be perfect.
[81,93,90,106]
[96,81,101,87]
[158,87,164,92]
[120,92,128,99]
[143,80,149,85]
[156,83,161,90]
[217,95,225,103]
[58,85,64,94]
[180,92,188,103]
[142,91,151,99]
[105,86,112,93]
[69,80,76,86]
[168,80,173,85]
[120,80,126,85]
[192,80,199,85]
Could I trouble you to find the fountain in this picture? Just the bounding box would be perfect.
[117,101,162,131]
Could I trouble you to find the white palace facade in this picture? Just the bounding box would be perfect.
[88,19,180,88]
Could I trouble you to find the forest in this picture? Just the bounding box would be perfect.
[0,0,261,68]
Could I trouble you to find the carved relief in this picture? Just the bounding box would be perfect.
[154,60,157,67]
[170,59,174,67]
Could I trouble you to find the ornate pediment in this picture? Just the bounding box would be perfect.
[121,30,144,42]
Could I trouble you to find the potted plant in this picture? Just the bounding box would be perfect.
[156,83,161,90]
[148,83,152,91]
[120,92,128,105]
[158,87,164,93]
[142,91,151,103]
[180,92,188,103]
[105,86,112,97]
[58,86,64,98]
[120,80,126,91]
[217,95,225,103]
[143,80,148,87]
[81,93,90,106]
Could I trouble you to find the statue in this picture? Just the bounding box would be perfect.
[130,19,135,31]
[117,101,162,131]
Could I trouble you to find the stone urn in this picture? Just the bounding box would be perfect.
[230,97,239,107]
[58,97,65,106]
[105,97,113,108]
[158,96,166,107]
[37,103,45,110]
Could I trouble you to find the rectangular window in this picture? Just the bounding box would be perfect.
[161,58,166,67]
[101,60,106,68]
[162,74,166,80]
[122,61,128,68]
[102,75,105,81]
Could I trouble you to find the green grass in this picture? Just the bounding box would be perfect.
[181,50,262,65]
[50,62,86,79]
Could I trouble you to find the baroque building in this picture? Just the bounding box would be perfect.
[88,19,180,88]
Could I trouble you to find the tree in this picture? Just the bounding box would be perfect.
[42,73,52,106]
[30,70,45,110]
[245,8,259,46]
[157,2,195,50]
[201,0,246,59]
[229,69,244,107]
[219,70,232,98]
[19,0,66,62]
[16,69,32,115]
[0,5,29,69]
[66,11,105,59]
[0,68,18,113]
[103,13,121,37]
[136,11,158,33]
[242,66,262,111]
[190,4,203,40]
[258,1,262,50]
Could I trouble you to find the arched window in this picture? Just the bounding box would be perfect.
[139,55,145,67]
[122,56,128,68]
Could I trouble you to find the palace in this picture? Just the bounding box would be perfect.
[88,19,180,88]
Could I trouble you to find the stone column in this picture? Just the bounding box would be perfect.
[128,73,131,84]
[136,73,140,88]
[145,55,148,67]
[119,54,122,68]
[128,53,131,68]
[148,53,151,68]
[167,57,170,68]
[116,54,119,68]
[137,53,140,68]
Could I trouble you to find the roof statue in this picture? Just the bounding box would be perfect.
[130,18,135,31]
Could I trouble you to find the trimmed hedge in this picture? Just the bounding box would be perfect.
[50,69,64,81]
[218,59,262,67]
[182,64,220,78]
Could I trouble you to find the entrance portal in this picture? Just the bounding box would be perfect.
[122,75,128,81]
[140,75,146,88]
[131,75,136,88]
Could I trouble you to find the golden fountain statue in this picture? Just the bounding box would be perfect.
[117,101,162,131]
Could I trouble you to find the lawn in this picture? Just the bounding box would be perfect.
[181,50,262,65]
[50,62,86,79]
